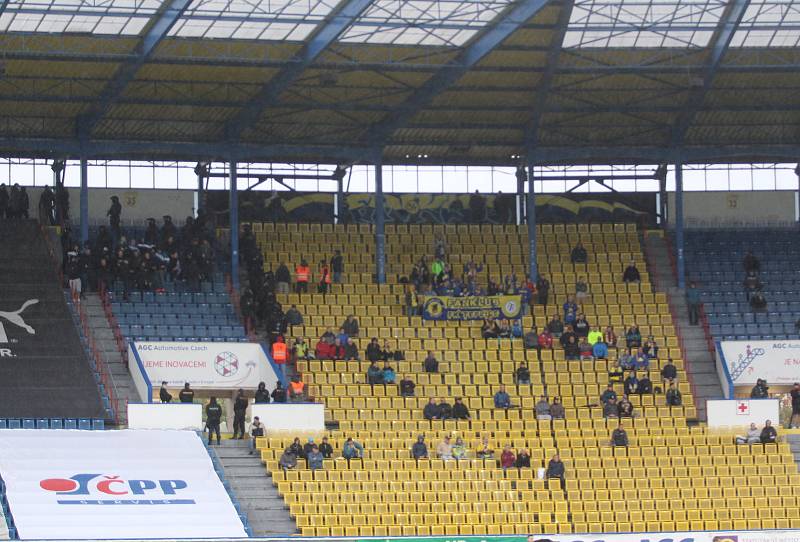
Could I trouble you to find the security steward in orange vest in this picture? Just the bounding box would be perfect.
[295,259,310,294]
[272,336,288,378]
[289,376,306,403]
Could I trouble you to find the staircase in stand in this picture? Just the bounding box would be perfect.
[83,292,138,425]
[644,231,723,422]
[212,439,297,537]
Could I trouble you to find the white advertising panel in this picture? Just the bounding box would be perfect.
[706,398,780,429]
[127,404,203,430]
[251,403,325,433]
[129,341,281,402]
[0,430,246,540]
[718,340,800,386]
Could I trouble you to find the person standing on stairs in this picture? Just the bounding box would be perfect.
[205,397,222,446]
[108,195,122,239]
[232,389,248,440]
[686,282,701,325]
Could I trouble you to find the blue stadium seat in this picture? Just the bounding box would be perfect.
[63,419,77,429]
[22,419,35,429]
[78,418,92,430]
[92,419,105,430]
[35,418,49,429]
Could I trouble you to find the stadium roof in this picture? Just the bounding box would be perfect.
[1,0,800,166]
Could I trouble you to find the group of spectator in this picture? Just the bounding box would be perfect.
[736,420,778,445]
[279,436,364,470]
[423,397,471,421]
[64,212,216,299]
[0,183,30,219]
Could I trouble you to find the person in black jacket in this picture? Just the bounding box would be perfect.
[319,436,334,458]
[108,195,122,237]
[272,383,287,403]
[638,374,653,394]
[366,338,382,362]
[255,381,270,404]
[437,399,453,420]
[452,397,471,420]
[546,453,566,490]
[611,423,629,447]
[514,449,531,468]
[205,397,222,445]
[159,381,172,403]
[424,351,439,373]
[179,382,194,403]
[232,389,248,440]
[661,358,678,386]
[400,375,416,397]
[622,261,641,283]
[423,398,440,420]
[760,419,778,444]
[751,379,769,398]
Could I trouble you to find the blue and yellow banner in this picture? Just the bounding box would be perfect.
[422,295,523,321]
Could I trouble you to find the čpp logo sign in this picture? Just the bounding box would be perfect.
[39,474,193,505]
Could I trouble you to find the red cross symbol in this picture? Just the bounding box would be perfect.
[737,401,750,415]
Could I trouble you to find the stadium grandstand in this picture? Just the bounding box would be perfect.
[2,0,800,541]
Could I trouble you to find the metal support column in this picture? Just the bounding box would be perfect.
[516,166,525,226]
[526,165,538,281]
[195,163,205,214]
[80,158,89,245]
[229,161,239,291]
[374,160,386,284]
[336,174,344,225]
[675,161,686,289]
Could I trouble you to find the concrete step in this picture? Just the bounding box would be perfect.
[214,443,297,536]
[222,466,269,477]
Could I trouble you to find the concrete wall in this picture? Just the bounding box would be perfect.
[667,190,796,228]
[26,187,195,225]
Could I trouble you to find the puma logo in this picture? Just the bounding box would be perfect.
[0,299,38,334]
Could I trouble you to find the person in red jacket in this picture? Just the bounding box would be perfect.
[318,261,331,295]
[538,328,554,349]
[315,339,335,359]
[500,445,516,470]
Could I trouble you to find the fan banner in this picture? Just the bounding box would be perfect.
[0,430,247,540]
[129,341,281,402]
[421,295,523,321]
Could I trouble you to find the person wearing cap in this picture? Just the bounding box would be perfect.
[303,437,316,458]
[412,435,428,459]
[107,195,122,237]
[249,416,264,455]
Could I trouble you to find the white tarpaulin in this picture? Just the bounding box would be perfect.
[718,339,800,386]
[129,341,281,402]
[0,430,247,540]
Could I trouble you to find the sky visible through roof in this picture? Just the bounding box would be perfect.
[0,0,798,47]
